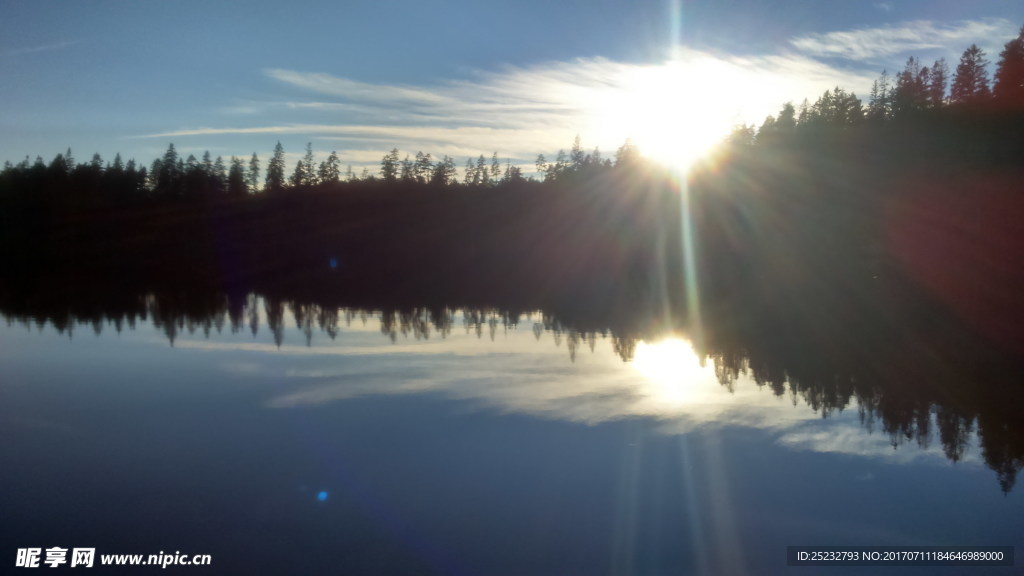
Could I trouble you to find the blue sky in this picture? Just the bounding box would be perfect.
[2,0,1022,173]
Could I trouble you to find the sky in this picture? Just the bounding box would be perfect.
[2,0,1022,174]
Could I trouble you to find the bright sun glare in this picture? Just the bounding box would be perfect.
[631,338,716,407]
[590,57,756,172]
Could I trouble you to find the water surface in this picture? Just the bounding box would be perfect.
[1,295,1021,574]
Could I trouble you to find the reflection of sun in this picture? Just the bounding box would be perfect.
[632,338,715,407]
[589,58,750,172]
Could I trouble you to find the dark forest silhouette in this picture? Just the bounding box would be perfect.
[2,27,1024,492]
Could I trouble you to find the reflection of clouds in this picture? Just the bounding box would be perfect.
[114,307,986,467]
[180,339,472,356]
[260,331,915,453]
[221,361,265,375]
[254,328,985,467]
[777,419,982,465]
[267,373,442,408]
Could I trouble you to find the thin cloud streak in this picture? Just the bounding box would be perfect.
[790,18,1015,61]
[2,40,78,56]
[266,68,453,105]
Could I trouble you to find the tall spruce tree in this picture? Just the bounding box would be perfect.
[290,160,305,187]
[994,26,1024,107]
[892,57,929,116]
[212,156,227,193]
[248,153,260,192]
[867,70,891,122]
[929,58,949,108]
[301,142,317,186]
[158,143,180,195]
[227,156,247,196]
[951,44,992,105]
[265,142,286,192]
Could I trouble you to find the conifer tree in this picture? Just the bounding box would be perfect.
[318,150,341,184]
[400,155,414,183]
[776,102,797,129]
[212,156,226,193]
[951,44,992,105]
[248,153,260,193]
[430,155,456,185]
[380,148,399,183]
[475,154,487,186]
[929,58,949,108]
[867,70,891,122]
[265,142,286,192]
[301,142,317,186]
[490,152,501,183]
[158,143,180,195]
[570,135,585,170]
[892,57,929,116]
[202,150,214,176]
[414,151,433,184]
[290,160,305,187]
[227,156,247,196]
[994,26,1024,107]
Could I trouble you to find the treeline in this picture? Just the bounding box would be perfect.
[0,133,637,206]
[738,27,1024,141]
[0,129,681,328]
[3,26,1023,205]
[1,27,1023,358]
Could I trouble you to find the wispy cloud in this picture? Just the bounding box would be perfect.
[141,50,871,166]
[140,18,1010,168]
[266,68,454,105]
[790,18,1015,61]
[3,40,78,57]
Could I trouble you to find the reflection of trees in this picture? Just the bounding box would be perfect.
[1,287,1021,493]
[937,406,974,463]
[265,298,284,348]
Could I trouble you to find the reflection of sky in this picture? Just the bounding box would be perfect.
[147,311,975,466]
[0,309,984,465]
[1,312,1021,575]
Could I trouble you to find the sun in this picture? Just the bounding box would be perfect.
[631,338,717,408]
[588,57,750,172]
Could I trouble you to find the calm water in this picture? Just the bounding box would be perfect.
[1,295,1021,575]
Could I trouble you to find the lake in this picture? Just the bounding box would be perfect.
[2,291,1021,574]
